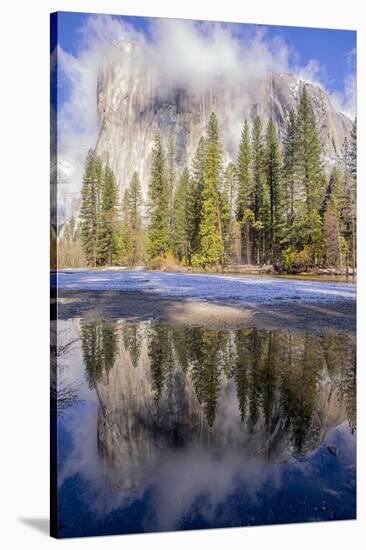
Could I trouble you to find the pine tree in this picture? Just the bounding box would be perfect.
[236,119,253,263]
[192,113,224,268]
[260,178,271,264]
[264,118,284,263]
[349,117,357,274]
[321,166,343,216]
[324,207,340,266]
[222,162,237,263]
[97,164,119,266]
[297,88,323,209]
[341,128,356,276]
[283,108,299,246]
[251,116,266,264]
[322,167,343,267]
[167,133,176,248]
[173,168,191,263]
[146,133,170,262]
[120,188,133,266]
[128,172,144,266]
[296,87,324,262]
[120,172,144,266]
[80,149,100,266]
[349,117,357,179]
[189,137,206,257]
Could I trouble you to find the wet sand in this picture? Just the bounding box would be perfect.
[53,290,356,334]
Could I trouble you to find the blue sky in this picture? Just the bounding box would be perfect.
[263,24,355,94]
[54,11,356,98]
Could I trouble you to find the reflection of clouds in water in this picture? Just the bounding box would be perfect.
[58,402,100,488]
[144,447,282,531]
[216,381,243,436]
[150,447,339,532]
[59,399,145,517]
[143,423,356,532]
[58,391,355,532]
[58,393,291,530]
[60,398,284,530]
[58,384,279,527]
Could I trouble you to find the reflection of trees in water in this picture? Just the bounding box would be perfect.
[279,334,322,453]
[190,330,227,427]
[50,327,81,417]
[148,326,228,426]
[146,325,356,446]
[80,319,356,448]
[52,380,80,417]
[81,320,118,388]
[323,333,356,434]
[343,353,356,435]
[122,323,142,368]
[148,325,172,404]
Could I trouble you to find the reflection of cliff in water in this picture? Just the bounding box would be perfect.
[80,320,356,490]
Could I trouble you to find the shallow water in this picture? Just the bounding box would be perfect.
[52,316,356,538]
[53,270,356,306]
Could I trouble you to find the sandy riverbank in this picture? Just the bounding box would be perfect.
[53,290,356,334]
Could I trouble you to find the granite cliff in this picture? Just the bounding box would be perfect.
[94,40,352,197]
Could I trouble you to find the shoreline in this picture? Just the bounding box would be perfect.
[52,266,357,284]
[53,290,356,335]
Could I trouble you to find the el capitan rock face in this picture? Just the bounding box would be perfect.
[94,40,352,198]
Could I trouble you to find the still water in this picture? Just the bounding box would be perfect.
[52,319,356,537]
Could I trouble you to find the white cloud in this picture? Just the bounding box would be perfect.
[147,21,293,90]
[329,49,356,118]
[295,58,324,85]
[330,75,356,118]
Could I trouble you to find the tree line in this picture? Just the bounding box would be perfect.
[60,87,357,273]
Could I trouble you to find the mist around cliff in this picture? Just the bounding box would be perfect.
[55,14,355,200]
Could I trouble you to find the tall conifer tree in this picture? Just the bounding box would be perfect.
[251,116,266,263]
[97,164,119,266]
[283,108,299,247]
[193,113,224,268]
[189,137,206,257]
[167,134,176,248]
[236,119,253,263]
[146,133,170,261]
[223,162,237,263]
[296,87,324,261]
[120,172,144,266]
[173,168,191,263]
[264,119,284,262]
[80,150,100,266]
